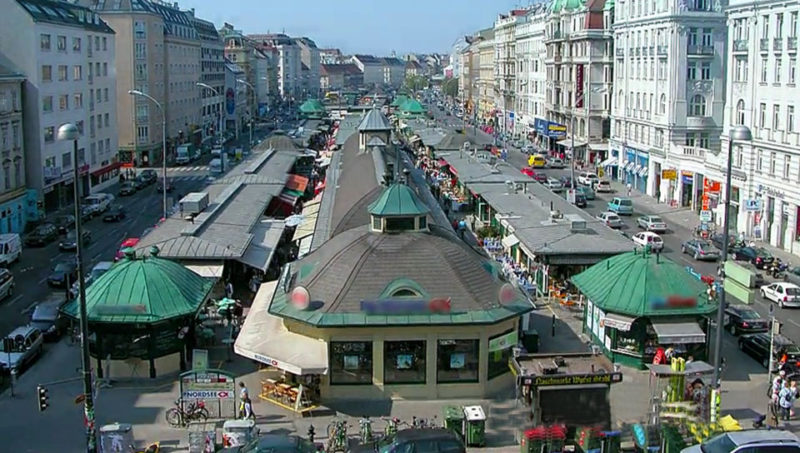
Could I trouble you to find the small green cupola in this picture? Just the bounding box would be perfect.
[368,183,430,233]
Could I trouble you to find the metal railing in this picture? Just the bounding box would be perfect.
[789,37,798,51]
[760,38,769,52]
[733,40,748,52]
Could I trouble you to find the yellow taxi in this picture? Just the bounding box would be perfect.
[528,155,547,168]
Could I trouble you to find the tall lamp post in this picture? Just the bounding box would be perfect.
[57,123,96,453]
[236,78,256,147]
[128,90,167,219]
[712,125,753,387]
[196,82,223,148]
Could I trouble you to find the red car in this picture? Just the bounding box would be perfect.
[521,167,547,183]
[114,237,140,261]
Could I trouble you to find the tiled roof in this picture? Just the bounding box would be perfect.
[382,57,405,67]
[321,63,361,75]
[17,0,114,33]
[354,54,381,64]
[357,108,392,132]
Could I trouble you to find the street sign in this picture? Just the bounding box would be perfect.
[743,199,763,212]
[700,210,712,222]
[179,369,237,419]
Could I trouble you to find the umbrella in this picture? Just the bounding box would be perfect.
[285,215,304,227]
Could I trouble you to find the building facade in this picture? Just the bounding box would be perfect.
[224,59,247,138]
[381,57,405,87]
[458,37,479,119]
[352,54,383,88]
[477,28,496,123]
[4,0,118,211]
[545,0,614,163]
[249,34,302,101]
[515,5,549,142]
[188,11,225,144]
[296,38,321,99]
[494,11,525,140]
[717,1,800,254]
[320,64,363,91]
[610,0,727,204]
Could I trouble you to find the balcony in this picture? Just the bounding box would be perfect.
[680,146,708,163]
[760,38,769,52]
[635,48,641,56]
[657,45,668,56]
[789,37,798,52]
[733,40,748,52]
[648,46,655,56]
[774,38,784,51]
[616,48,624,56]
[687,44,714,55]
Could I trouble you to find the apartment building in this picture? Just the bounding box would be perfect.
[458,36,480,119]
[248,34,301,101]
[381,57,405,87]
[188,10,225,143]
[320,48,343,65]
[717,1,800,254]
[3,0,118,211]
[352,54,384,88]
[320,64,363,91]
[224,58,248,138]
[494,11,525,140]
[476,28,496,122]
[296,38,321,98]
[0,60,34,233]
[514,4,548,143]
[610,0,726,205]
[450,37,469,79]
[544,0,614,163]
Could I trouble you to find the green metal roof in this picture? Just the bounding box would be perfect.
[368,183,430,217]
[298,99,326,113]
[390,95,409,108]
[551,0,584,12]
[60,254,215,324]
[399,99,426,114]
[570,250,716,318]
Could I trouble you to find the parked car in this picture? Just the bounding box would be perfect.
[532,172,548,183]
[632,231,664,251]
[114,237,140,261]
[103,205,126,222]
[29,295,68,341]
[529,155,547,168]
[156,178,174,193]
[0,325,44,374]
[220,434,318,453]
[680,429,800,453]
[24,223,58,247]
[637,215,668,233]
[576,186,595,200]
[48,259,78,288]
[573,192,587,208]
[58,229,91,251]
[80,204,94,221]
[710,233,740,252]
[0,268,14,300]
[761,282,800,308]
[549,158,566,169]
[681,239,721,261]
[350,429,466,453]
[69,261,113,299]
[785,267,800,286]
[119,181,137,196]
[83,193,114,215]
[578,172,599,186]
[138,169,158,185]
[0,233,21,266]
[546,178,564,192]
[724,304,769,336]
[521,145,536,155]
[521,167,537,178]
[597,212,624,229]
[54,215,75,234]
[596,180,613,193]
[734,246,774,269]
[739,332,800,370]
[607,197,634,215]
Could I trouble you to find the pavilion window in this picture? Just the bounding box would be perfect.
[330,341,373,385]
[384,340,426,384]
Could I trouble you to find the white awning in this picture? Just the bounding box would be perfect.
[502,234,520,248]
[292,202,320,242]
[634,164,642,173]
[298,235,313,258]
[625,162,636,172]
[651,321,706,345]
[184,264,224,278]
[602,313,636,331]
[588,143,609,152]
[238,219,285,272]
[598,157,618,167]
[638,167,649,177]
[234,281,329,375]
[557,139,588,149]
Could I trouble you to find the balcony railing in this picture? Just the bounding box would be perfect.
[774,38,784,51]
[687,44,714,55]
[635,48,641,56]
[733,40,748,52]
[680,146,708,162]
[760,38,769,52]
[657,45,668,56]
[616,48,624,56]
[789,37,798,52]
[648,46,655,55]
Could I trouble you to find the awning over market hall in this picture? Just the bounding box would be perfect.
[650,321,706,344]
[234,281,328,375]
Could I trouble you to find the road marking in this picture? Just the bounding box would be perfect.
[21,301,37,314]
[37,276,49,285]
[789,319,800,329]
[8,295,22,305]
[92,253,102,261]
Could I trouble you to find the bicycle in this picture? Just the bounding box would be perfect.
[325,419,349,453]
[359,416,374,444]
[165,399,209,427]
[382,417,406,438]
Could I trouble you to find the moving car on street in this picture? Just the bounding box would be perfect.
[680,239,721,261]
[680,429,800,453]
[83,193,114,215]
[24,223,58,247]
[573,192,587,208]
[138,169,158,185]
[58,229,91,251]
[54,215,75,234]
[48,259,78,288]
[636,215,668,233]
[596,180,613,193]
[114,237,140,261]
[578,172,599,186]
[761,282,800,308]
[549,158,566,169]
[0,268,14,300]
[0,325,44,375]
[738,332,800,370]
[29,295,68,341]
[724,304,769,335]
[546,178,564,192]
[631,231,664,251]
[607,197,633,215]
[597,212,624,229]
[529,155,547,168]
[103,205,126,222]
[576,186,595,200]
[733,246,774,269]
[156,178,175,193]
[119,181,138,196]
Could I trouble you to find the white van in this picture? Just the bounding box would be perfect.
[0,233,21,266]
[84,193,114,215]
[209,158,223,175]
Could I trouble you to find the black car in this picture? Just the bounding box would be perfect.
[220,434,317,453]
[739,333,800,370]
[48,260,78,287]
[156,178,174,193]
[29,296,68,341]
[139,169,158,185]
[725,304,769,335]
[350,429,466,453]
[54,215,75,234]
[58,229,91,251]
[79,204,94,221]
[24,223,58,247]
[573,193,587,208]
[103,205,126,222]
[710,233,740,252]
[733,246,775,269]
[119,181,137,196]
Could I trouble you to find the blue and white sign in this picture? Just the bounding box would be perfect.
[743,199,763,212]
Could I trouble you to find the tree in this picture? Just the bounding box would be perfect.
[442,77,459,98]
[403,75,429,93]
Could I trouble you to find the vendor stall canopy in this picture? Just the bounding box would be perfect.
[60,247,215,323]
[570,250,716,317]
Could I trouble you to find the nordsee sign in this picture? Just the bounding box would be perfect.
[360,298,451,314]
[523,372,623,387]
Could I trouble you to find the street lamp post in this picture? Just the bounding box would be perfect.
[712,125,753,387]
[128,90,167,219]
[196,82,223,148]
[57,123,97,453]
[237,78,255,147]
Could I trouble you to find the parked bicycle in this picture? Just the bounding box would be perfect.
[411,415,438,429]
[359,416,373,444]
[326,419,349,453]
[165,399,209,427]
[382,417,406,437]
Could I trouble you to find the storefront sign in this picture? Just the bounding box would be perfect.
[700,210,712,223]
[661,169,677,180]
[703,179,721,194]
[522,372,623,387]
[649,295,697,310]
[743,199,762,211]
[488,330,518,352]
[179,369,237,418]
[547,123,567,138]
[534,118,548,136]
[360,298,451,315]
[757,184,785,199]
[575,65,585,108]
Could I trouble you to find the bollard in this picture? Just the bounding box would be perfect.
[10,368,16,397]
[551,314,556,337]
[307,424,315,443]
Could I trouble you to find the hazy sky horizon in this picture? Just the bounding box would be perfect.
[178,0,526,55]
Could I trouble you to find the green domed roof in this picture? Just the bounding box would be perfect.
[60,253,215,323]
[368,183,430,217]
[298,99,326,113]
[604,0,615,10]
[390,95,409,108]
[399,99,426,115]
[552,0,585,12]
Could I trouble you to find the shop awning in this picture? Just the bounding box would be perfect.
[235,281,329,375]
[91,161,122,177]
[602,313,636,331]
[625,162,636,172]
[651,321,706,345]
[285,174,309,193]
[298,235,313,258]
[589,143,609,152]
[598,157,618,167]
[184,263,224,278]
[292,202,320,242]
[238,219,284,272]
[638,167,649,177]
[557,139,588,149]
[634,165,642,174]
[502,234,520,249]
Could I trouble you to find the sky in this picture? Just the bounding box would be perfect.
[179,0,525,56]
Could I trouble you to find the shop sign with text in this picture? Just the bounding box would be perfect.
[489,330,518,352]
[522,372,623,387]
[661,169,677,180]
[360,298,451,315]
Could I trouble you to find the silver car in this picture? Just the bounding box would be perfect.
[680,239,720,261]
[0,325,44,374]
[597,211,624,229]
[546,178,564,192]
[681,430,799,453]
[637,215,668,233]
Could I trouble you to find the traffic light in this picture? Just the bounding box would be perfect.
[37,385,49,412]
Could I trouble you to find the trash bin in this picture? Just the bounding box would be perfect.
[443,405,465,439]
[223,419,259,448]
[463,405,486,447]
[522,329,539,352]
[99,423,134,453]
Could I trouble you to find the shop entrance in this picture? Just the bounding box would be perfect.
[780,201,788,249]
[766,197,775,243]
[681,172,693,207]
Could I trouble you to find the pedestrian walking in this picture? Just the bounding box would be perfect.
[249,272,260,293]
[779,380,794,420]
[239,396,255,420]
[225,280,234,299]
[239,381,249,401]
[626,183,632,197]
[458,219,467,239]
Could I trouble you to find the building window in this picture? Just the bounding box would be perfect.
[3,165,9,191]
[770,152,777,175]
[761,58,768,83]
[700,62,711,80]
[44,126,54,143]
[41,65,51,82]
[659,94,666,114]
[734,145,743,168]
[58,65,68,81]
[73,65,82,80]
[760,103,767,127]
[701,28,712,46]
[103,63,108,76]
[13,159,20,187]
[40,34,50,51]
[792,12,798,38]
[658,60,666,80]
[688,28,698,46]
[104,88,109,102]
[383,340,426,385]
[789,106,795,133]
[62,152,71,169]
[134,21,146,39]
[777,14,784,39]
[785,155,791,179]
[790,59,797,85]
[330,341,373,385]
[437,339,479,383]
[74,93,83,109]
[59,95,68,111]
[104,113,109,127]
[736,99,745,124]
[102,37,107,51]
[734,57,748,82]
[689,95,706,116]
[757,149,763,172]
[76,121,84,135]
[73,37,81,52]
[776,59,782,84]
[774,105,781,130]
[488,329,516,379]
[42,96,53,112]
[57,35,66,52]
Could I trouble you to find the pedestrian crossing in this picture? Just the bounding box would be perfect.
[168,165,209,173]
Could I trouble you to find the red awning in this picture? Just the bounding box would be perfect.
[91,161,122,177]
[437,158,449,167]
[285,174,309,193]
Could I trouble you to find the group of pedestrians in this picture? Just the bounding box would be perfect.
[770,369,800,423]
